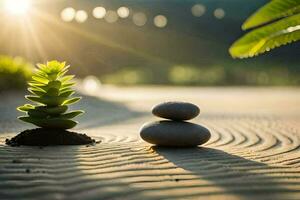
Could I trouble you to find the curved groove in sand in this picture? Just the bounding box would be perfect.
[0,115,300,200]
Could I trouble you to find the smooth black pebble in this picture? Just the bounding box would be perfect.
[140,120,211,147]
[152,101,200,121]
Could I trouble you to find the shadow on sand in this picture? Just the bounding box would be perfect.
[74,93,146,130]
[151,146,293,199]
[0,91,146,133]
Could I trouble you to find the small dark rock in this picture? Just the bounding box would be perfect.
[152,101,200,121]
[140,120,211,147]
[25,169,31,173]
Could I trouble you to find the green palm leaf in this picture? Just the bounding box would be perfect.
[243,0,300,30]
[230,13,300,58]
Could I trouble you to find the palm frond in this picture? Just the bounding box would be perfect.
[243,0,300,30]
[230,13,300,58]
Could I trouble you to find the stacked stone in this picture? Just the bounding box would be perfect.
[140,101,211,147]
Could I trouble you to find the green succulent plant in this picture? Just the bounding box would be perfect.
[230,0,300,58]
[17,61,84,129]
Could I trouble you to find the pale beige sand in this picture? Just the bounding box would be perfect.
[0,87,300,200]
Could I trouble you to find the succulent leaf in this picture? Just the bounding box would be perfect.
[59,90,75,97]
[18,116,77,129]
[26,95,67,106]
[62,97,81,105]
[59,87,72,93]
[28,110,49,118]
[17,104,34,112]
[46,88,59,96]
[18,61,83,129]
[60,75,75,83]
[47,80,62,89]
[32,75,49,84]
[60,110,84,119]
[28,88,46,96]
[28,81,46,87]
[35,105,68,115]
[35,71,48,78]
[61,82,76,88]
[57,67,70,77]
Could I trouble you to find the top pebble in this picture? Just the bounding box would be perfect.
[152,101,200,121]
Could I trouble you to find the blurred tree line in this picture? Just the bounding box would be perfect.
[0,0,299,86]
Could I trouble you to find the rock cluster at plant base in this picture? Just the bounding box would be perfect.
[140,101,211,147]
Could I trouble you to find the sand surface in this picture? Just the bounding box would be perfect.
[0,86,300,200]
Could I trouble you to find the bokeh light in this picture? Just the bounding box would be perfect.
[4,0,31,15]
[93,7,106,19]
[132,12,147,26]
[191,4,206,17]
[154,15,168,28]
[61,7,76,22]
[83,76,101,93]
[75,10,88,23]
[104,10,119,23]
[117,7,130,18]
[214,8,225,19]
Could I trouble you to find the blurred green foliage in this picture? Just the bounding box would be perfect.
[101,63,300,86]
[0,56,298,88]
[0,55,33,91]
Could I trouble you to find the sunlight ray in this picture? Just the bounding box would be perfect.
[32,10,171,66]
[26,19,48,60]
[34,17,84,67]
[20,18,32,58]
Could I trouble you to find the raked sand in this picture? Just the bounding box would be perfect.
[0,87,300,200]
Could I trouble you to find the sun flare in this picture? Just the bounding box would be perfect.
[4,0,31,15]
